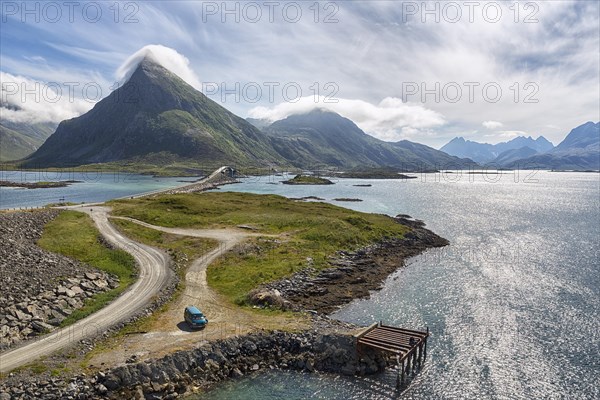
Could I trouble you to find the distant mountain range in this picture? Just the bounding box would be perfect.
[440,135,554,164]
[20,57,476,172]
[440,122,599,170]
[502,122,599,170]
[262,109,477,170]
[0,120,56,162]
[12,57,598,172]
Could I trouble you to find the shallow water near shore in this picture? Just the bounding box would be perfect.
[202,171,600,399]
[0,170,194,209]
[3,170,598,398]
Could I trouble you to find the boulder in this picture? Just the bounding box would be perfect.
[31,320,55,333]
[246,289,290,309]
[93,280,108,289]
[14,309,31,322]
[70,286,84,295]
[85,272,98,280]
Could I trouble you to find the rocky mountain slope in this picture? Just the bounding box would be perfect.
[22,58,285,168]
[265,109,478,170]
[502,121,599,170]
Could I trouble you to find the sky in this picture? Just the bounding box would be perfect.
[1,0,599,148]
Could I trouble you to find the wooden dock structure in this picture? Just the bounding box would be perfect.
[356,322,429,388]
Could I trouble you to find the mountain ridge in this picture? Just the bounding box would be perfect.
[440,135,554,164]
[23,58,285,168]
[0,121,57,162]
[265,109,478,170]
[502,122,599,170]
[19,59,481,172]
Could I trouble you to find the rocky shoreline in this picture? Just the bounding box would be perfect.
[0,210,445,399]
[0,326,387,399]
[0,210,179,353]
[0,211,119,349]
[254,215,449,314]
[0,181,80,189]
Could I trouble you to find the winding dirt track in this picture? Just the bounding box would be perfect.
[85,217,308,366]
[0,207,173,373]
[111,217,269,331]
[0,166,250,372]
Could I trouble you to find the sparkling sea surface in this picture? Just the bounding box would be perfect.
[205,171,600,399]
[3,170,599,399]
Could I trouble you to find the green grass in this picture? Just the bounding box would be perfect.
[111,217,218,289]
[107,218,219,334]
[111,218,217,257]
[37,211,136,326]
[110,192,409,305]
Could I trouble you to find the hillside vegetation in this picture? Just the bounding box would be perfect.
[110,192,409,304]
[37,211,136,325]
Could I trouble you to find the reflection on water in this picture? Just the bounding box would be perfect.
[5,169,597,398]
[0,170,195,209]
[203,172,600,399]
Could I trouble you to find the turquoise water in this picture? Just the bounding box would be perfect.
[205,171,600,399]
[0,170,196,209]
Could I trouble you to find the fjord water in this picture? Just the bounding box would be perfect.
[0,170,193,209]
[205,171,600,399]
[2,170,597,398]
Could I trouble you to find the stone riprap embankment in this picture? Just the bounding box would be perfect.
[0,210,118,350]
[0,329,386,399]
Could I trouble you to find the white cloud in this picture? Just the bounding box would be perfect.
[1,1,597,147]
[248,96,446,142]
[0,72,93,124]
[115,45,201,89]
[483,121,504,129]
[482,130,529,142]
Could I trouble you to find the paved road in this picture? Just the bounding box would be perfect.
[0,207,172,373]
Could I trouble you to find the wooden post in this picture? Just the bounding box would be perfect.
[423,327,429,358]
[396,355,401,389]
[401,359,405,385]
[412,351,417,374]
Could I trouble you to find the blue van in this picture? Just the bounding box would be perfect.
[184,306,208,329]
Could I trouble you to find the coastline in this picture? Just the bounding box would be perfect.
[258,216,449,314]
[0,180,81,189]
[0,176,448,399]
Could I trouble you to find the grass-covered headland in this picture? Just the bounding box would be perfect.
[37,211,136,326]
[109,192,409,305]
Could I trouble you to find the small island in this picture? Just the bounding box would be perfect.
[333,198,363,202]
[0,180,80,189]
[290,196,326,201]
[334,170,417,179]
[282,175,334,185]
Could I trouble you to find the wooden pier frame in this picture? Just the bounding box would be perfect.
[356,322,429,389]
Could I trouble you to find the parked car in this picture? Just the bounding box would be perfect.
[184,306,208,329]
